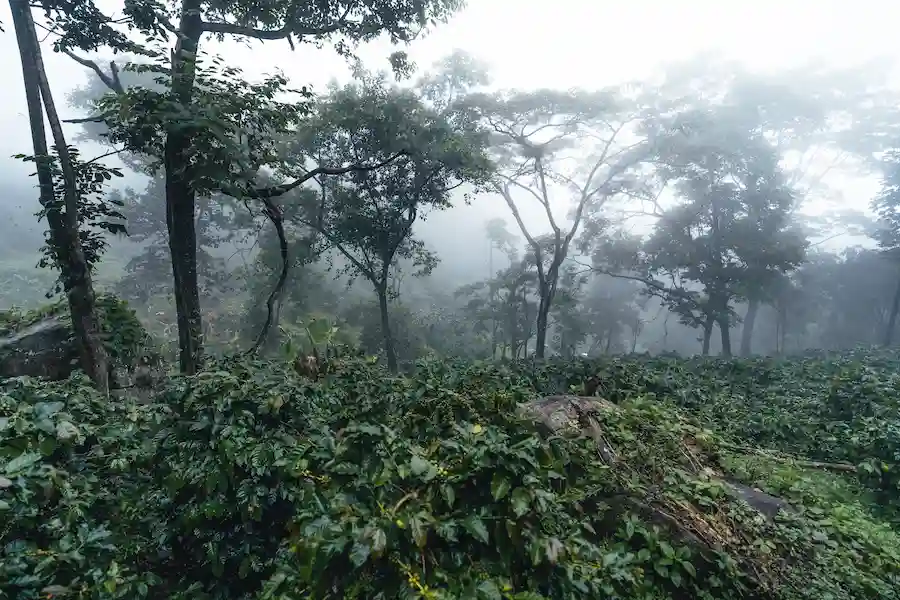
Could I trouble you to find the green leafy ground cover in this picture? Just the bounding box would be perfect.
[2,351,899,599]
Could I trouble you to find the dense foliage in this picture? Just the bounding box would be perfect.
[3,350,900,599]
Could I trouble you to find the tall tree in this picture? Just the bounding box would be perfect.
[593,106,804,356]
[469,86,652,357]
[10,0,110,390]
[49,0,465,373]
[871,149,900,346]
[289,72,490,371]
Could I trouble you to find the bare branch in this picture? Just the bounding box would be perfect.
[235,152,407,200]
[62,50,125,94]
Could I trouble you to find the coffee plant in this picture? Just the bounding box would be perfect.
[3,350,900,599]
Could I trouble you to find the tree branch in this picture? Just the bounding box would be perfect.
[239,152,406,353]
[201,4,353,40]
[236,152,407,200]
[62,50,124,94]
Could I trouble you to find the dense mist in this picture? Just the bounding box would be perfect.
[2,0,900,368]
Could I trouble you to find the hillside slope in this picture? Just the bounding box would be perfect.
[2,352,898,599]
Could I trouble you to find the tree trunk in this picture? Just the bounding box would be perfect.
[883,273,900,347]
[166,0,205,374]
[376,285,398,373]
[533,256,567,360]
[11,0,109,392]
[509,310,518,362]
[701,319,713,355]
[718,314,732,357]
[534,302,549,358]
[739,297,760,356]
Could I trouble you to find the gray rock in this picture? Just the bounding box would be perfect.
[0,317,77,380]
[724,480,795,520]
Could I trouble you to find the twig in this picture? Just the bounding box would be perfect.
[720,442,858,473]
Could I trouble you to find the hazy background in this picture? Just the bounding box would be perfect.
[3,0,899,357]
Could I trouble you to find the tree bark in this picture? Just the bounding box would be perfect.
[701,319,713,355]
[166,0,205,374]
[535,293,551,358]
[884,273,900,347]
[739,297,760,356]
[718,314,732,357]
[11,0,109,392]
[376,284,398,373]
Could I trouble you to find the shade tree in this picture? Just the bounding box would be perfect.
[283,71,491,371]
[466,84,656,358]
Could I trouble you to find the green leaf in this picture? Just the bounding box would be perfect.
[5,452,41,474]
[462,515,490,544]
[349,541,371,567]
[410,514,428,548]
[681,561,696,578]
[625,519,635,540]
[410,454,437,481]
[410,454,430,476]
[659,541,675,559]
[510,487,531,517]
[491,473,511,500]
[441,483,456,507]
[476,580,502,600]
[370,528,387,554]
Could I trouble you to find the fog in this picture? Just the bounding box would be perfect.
[4,0,900,362]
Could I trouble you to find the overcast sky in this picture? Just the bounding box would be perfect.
[4,0,899,157]
[0,0,897,276]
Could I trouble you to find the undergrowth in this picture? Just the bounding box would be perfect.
[2,351,899,599]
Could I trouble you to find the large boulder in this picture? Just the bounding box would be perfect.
[0,295,158,386]
[0,316,77,380]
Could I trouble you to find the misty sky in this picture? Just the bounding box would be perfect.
[0,0,897,280]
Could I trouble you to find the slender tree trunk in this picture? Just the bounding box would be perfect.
[701,319,714,355]
[718,314,732,357]
[740,297,760,356]
[11,0,109,392]
[166,0,205,374]
[883,273,900,347]
[376,284,398,372]
[534,292,551,358]
[509,310,518,361]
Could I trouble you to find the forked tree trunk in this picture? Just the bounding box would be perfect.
[11,0,109,392]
